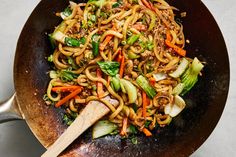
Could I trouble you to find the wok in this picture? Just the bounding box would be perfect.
[0,0,229,156]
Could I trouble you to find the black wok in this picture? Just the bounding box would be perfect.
[0,0,229,156]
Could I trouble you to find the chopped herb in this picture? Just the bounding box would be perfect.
[65,37,86,47]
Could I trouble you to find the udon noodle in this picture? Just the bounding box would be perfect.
[44,0,204,137]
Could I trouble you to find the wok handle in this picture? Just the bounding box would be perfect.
[0,94,23,123]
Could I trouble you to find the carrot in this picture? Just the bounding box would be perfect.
[97,68,104,98]
[143,128,152,136]
[51,86,81,92]
[120,117,128,136]
[99,25,116,51]
[165,40,186,56]
[55,87,83,108]
[166,31,172,41]
[99,35,113,51]
[142,91,147,118]
[116,49,122,63]
[119,55,125,78]
[149,78,156,86]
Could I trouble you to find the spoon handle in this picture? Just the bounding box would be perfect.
[41,98,118,157]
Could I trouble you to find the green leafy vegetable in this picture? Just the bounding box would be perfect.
[62,7,72,17]
[136,75,157,99]
[110,77,121,92]
[92,120,118,139]
[180,57,204,95]
[120,79,137,104]
[92,34,100,57]
[58,70,79,82]
[97,61,120,76]
[169,58,189,78]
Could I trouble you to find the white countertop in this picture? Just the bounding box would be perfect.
[0,0,235,156]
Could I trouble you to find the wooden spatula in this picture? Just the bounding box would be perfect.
[41,97,118,157]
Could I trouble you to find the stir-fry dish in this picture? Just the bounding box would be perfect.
[44,0,204,141]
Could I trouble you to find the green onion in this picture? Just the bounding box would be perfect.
[67,57,78,70]
[47,54,53,62]
[87,20,93,27]
[90,15,97,22]
[147,41,154,50]
[127,35,140,45]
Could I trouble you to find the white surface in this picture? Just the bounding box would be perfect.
[0,0,235,156]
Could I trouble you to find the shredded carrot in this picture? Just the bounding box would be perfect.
[143,128,152,136]
[116,49,122,63]
[74,95,80,100]
[119,55,125,78]
[99,35,113,51]
[99,25,116,51]
[166,31,172,41]
[149,78,156,86]
[97,68,104,98]
[165,40,186,56]
[120,117,128,136]
[142,91,147,118]
[55,87,83,107]
[51,86,81,92]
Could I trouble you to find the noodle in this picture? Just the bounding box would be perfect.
[44,0,203,138]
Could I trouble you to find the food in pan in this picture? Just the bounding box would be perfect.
[44,0,204,142]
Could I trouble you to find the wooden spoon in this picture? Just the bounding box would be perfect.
[41,97,118,157]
